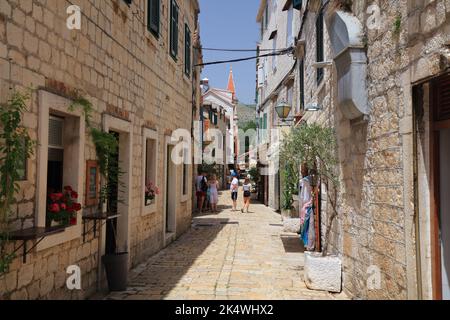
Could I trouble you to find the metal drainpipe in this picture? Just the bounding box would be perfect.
[412,85,423,300]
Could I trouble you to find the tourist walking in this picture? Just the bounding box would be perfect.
[241,175,252,213]
[209,175,219,213]
[230,172,239,211]
[196,171,208,213]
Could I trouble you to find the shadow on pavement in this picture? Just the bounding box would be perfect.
[280,235,305,253]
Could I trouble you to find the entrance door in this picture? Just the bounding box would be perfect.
[105,131,119,255]
[432,72,450,299]
[165,144,176,233]
[438,129,450,299]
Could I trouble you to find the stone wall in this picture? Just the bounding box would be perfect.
[0,0,199,299]
[296,0,450,299]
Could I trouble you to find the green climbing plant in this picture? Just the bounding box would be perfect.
[70,96,124,214]
[0,90,36,274]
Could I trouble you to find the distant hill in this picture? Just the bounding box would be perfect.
[236,103,256,127]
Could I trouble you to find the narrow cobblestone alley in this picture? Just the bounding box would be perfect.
[104,191,344,300]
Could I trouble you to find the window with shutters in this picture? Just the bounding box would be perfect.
[299,59,305,111]
[316,9,324,85]
[272,34,277,72]
[36,90,85,249]
[169,0,179,61]
[147,0,160,38]
[185,24,191,77]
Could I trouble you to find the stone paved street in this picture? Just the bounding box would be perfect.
[104,191,346,300]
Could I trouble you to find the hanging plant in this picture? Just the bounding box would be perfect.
[0,90,36,274]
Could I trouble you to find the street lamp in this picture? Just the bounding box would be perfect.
[275,100,292,121]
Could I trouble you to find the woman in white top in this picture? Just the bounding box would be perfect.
[241,176,252,213]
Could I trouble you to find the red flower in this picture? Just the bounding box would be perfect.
[49,193,63,202]
[69,217,77,226]
[60,203,67,210]
[64,186,73,192]
[72,203,82,211]
[49,203,60,213]
[70,191,78,199]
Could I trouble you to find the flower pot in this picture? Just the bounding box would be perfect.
[304,252,342,293]
[102,252,129,291]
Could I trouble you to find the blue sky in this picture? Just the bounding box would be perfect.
[199,0,260,104]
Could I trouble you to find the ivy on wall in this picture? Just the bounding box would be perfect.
[0,90,36,274]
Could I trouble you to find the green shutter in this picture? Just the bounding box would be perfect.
[170,0,179,60]
[185,24,191,77]
[316,9,324,84]
[147,0,160,37]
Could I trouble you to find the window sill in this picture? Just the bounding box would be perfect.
[180,194,189,203]
[36,221,82,252]
[145,30,160,49]
[142,203,157,216]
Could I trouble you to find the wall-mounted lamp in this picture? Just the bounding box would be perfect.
[305,103,322,112]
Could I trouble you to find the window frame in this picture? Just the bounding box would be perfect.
[35,90,85,251]
[169,0,179,61]
[142,127,159,216]
[299,59,305,111]
[184,23,191,77]
[147,0,160,38]
[316,9,324,85]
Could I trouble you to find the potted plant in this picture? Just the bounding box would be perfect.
[46,186,81,227]
[145,181,160,206]
[281,123,341,293]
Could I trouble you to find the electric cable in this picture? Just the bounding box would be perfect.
[195,47,294,67]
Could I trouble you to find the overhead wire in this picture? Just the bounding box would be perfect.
[194,47,295,67]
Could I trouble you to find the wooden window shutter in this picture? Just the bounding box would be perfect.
[434,73,450,121]
[170,0,179,59]
[316,9,324,84]
[185,24,191,76]
[147,0,160,37]
[299,59,305,110]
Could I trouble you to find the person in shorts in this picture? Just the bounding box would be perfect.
[230,172,239,211]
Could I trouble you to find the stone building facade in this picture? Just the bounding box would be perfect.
[258,0,450,299]
[0,0,201,299]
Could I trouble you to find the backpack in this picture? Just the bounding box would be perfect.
[201,177,208,192]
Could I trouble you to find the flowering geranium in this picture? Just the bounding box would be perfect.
[145,181,160,205]
[47,186,82,226]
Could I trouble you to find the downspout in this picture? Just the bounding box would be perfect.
[412,84,423,299]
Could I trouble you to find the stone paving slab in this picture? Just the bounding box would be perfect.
[102,191,347,300]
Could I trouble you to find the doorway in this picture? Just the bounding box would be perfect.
[105,131,120,255]
[430,72,450,299]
